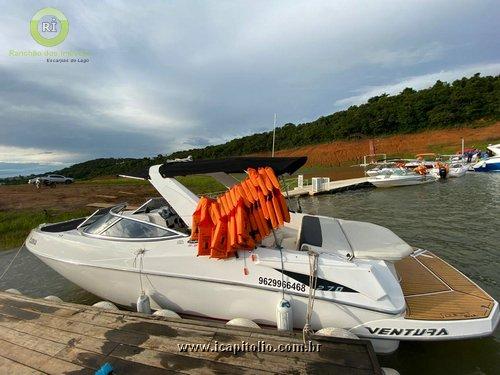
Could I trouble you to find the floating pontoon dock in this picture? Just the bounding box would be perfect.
[0,291,383,374]
[286,177,372,197]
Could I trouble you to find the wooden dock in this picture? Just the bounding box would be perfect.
[287,177,372,197]
[0,291,383,374]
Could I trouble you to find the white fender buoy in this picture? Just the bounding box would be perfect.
[152,309,181,319]
[315,327,359,339]
[44,295,63,303]
[276,298,293,331]
[92,301,119,310]
[226,318,260,329]
[136,293,151,314]
[5,288,21,295]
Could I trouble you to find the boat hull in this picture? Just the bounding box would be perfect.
[473,158,500,172]
[368,174,437,188]
[31,250,394,331]
[448,167,468,178]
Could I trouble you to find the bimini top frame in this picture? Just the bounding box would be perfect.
[119,157,307,230]
[122,156,307,180]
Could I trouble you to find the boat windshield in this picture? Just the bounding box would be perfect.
[83,205,179,240]
[392,169,407,176]
[84,212,120,234]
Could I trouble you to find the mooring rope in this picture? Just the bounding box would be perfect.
[271,228,286,300]
[0,242,25,281]
[133,248,147,294]
[279,246,286,300]
[303,248,319,343]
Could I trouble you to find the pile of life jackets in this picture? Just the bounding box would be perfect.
[413,164,428,175]
[191,167,290,259]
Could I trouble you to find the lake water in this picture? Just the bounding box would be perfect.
[1,172,498,374]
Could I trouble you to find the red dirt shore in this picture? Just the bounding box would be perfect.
[0,183,156,212]
[271,122,500,167]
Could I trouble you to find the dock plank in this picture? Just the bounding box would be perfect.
[0,355,43,374]
[0,338,92,375]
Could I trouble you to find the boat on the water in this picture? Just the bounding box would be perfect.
[473,144,500,172]
[25,157,498,354]
[368,168,438,187]
[447,162,469,178]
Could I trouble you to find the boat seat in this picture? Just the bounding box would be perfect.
[146,213,167,226]
[298,216,323,248]
[298,215,412,261]
[261,213,302,249]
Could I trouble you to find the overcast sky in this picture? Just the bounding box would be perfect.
[0,0,499,177]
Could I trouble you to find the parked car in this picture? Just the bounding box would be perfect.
[28,174,74,186]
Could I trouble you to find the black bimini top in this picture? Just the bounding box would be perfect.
[158,156,307,178]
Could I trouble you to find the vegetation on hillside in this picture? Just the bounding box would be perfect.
[2,73,498,183]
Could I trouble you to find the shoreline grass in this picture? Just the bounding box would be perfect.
[0,208,93,251]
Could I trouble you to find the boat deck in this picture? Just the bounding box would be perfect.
[0,291,382,374]
[395,251,494,320]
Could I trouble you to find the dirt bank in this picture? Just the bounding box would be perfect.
[0,181,156,212]
[271,121,500,167]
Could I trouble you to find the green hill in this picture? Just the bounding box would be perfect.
[3,73,499,183]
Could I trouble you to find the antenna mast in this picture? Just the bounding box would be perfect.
[272,113,277,157]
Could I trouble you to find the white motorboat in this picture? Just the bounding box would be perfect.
[368,168,438,188]
[447,163,469,178]
[429,161,468,179]
[25,157,498,354]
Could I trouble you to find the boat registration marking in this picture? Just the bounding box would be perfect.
[258,277,306,292]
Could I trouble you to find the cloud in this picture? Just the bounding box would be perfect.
[0,145,80,164]
[0,162,68,178]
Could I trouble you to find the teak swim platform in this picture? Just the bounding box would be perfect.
[395,251,494,321]
[0,291,382,374]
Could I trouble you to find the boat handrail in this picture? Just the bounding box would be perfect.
[76,203,127,230]
[131,197,168,214]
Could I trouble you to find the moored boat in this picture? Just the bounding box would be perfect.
[473,144,500,172]
[447,162,469,177]
[368,168,438,187]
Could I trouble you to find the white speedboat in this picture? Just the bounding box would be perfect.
[368,169,438,188]
[447,163,469,178]
[25,157,498,354]
[429,161,468,179]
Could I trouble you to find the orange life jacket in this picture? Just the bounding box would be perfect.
[196,197,215,256]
